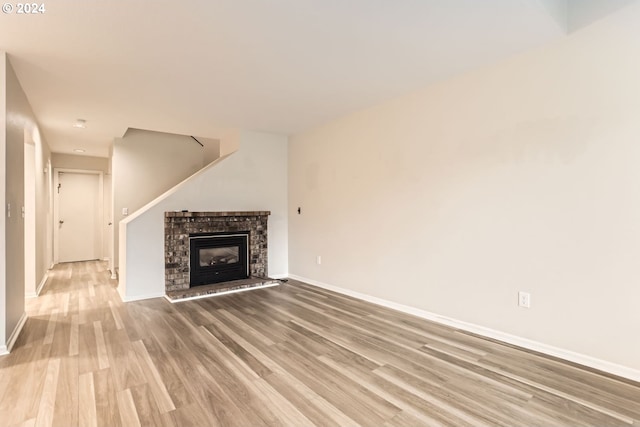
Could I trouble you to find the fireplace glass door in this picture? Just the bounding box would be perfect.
[189,233,249,286]
[199,246,239,267]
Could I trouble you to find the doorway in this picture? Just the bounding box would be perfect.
[24,138,36,296]
[54,169,104,263]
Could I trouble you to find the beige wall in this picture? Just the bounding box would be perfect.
[0,52,7,348]
[289,4,640,373]
[1,53,52,350]
[4,56,26,343]
[51,153,109,172]
[2,54,54,346]
[202,138,221,164]
[112,128,205,270]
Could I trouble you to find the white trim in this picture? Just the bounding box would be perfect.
[269,273,289,279]
[164,281,280,303]
[36,271,49,295]
[288,274,640,384]
[24,139,37,303]
[6,312,28,353]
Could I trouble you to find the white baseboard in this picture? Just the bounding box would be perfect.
[288,274,640,384]
[5,312,28,353]
[269,273,289,280]
[36,272,48,296]
[0,346,7,356]
[25,272,49,298]
[26,271,50,299]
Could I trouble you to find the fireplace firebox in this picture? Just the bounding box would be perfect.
[189,232,249,286]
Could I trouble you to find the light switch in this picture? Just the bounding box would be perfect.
[122,207,128,216]
[7,203,10,218]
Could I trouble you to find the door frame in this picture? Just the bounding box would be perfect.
[53,168,104,264]
[24,135,36,296]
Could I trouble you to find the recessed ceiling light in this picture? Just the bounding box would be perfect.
[73,119,86,129]
[73,149,86,153]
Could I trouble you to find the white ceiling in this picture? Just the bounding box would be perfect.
[0,0,631,157]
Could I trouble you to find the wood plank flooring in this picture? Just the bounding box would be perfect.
[1,261,639,426]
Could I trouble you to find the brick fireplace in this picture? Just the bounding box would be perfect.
[164,211,270,294]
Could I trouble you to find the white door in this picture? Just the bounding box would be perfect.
[56,171,101,262]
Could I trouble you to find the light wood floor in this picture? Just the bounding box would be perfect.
[1,261,639,426]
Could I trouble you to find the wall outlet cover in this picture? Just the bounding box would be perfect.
[518,291,531,308]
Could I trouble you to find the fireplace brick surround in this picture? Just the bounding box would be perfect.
[164,211,270,292]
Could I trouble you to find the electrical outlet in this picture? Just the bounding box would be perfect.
[316,255,322,265]
[518,291,531,308]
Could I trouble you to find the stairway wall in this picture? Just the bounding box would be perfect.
[112,129,206,270]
